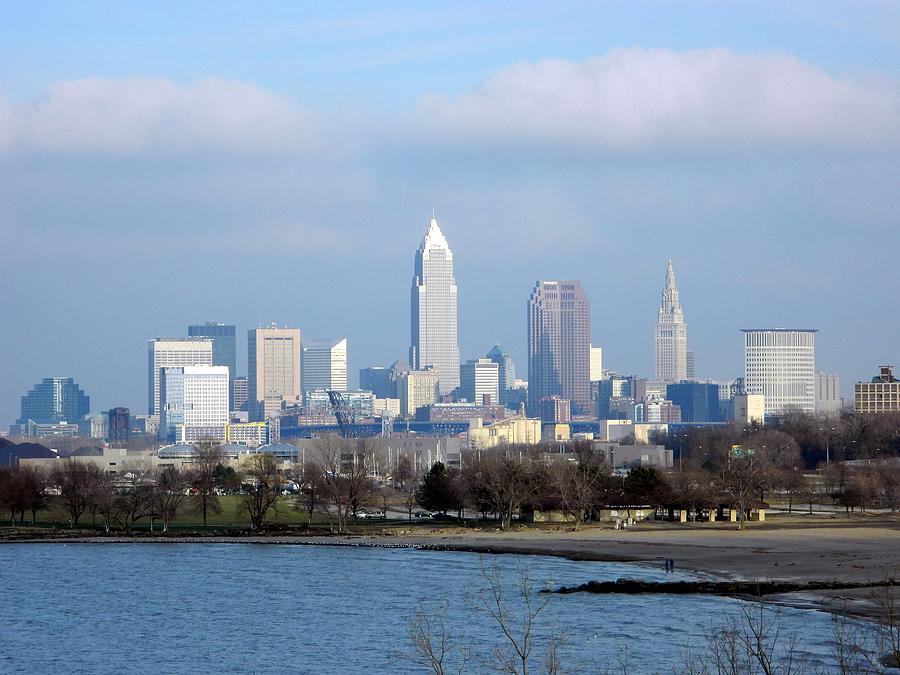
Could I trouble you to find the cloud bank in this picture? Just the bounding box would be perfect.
[0,49,898,157]
[2,77,307,154]
[414,48,900,147]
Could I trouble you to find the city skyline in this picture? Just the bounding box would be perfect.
[2,3,899,424]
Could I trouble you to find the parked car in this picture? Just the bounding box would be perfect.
[414,510,434,519]
[358,509,385,519]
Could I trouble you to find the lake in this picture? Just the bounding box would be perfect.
[0,543,850,673]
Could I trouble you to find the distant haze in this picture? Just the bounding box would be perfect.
[1,3,898,425]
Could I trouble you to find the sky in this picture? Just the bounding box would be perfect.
[1,1,899,426]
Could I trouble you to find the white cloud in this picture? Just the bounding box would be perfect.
[4,77,311,154]
[413,48,900,147]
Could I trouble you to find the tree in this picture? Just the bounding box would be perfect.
[550,459,606,530]
[715,452,764,531]
[467,452,533,530]
[416,462,458,515]
[294,461,327,525]
[190,441,224,527]
[154,466,189,532]
[51,461,103,527]
[239,453,281,530]
[313,435,376,533]
[403,599,468,675]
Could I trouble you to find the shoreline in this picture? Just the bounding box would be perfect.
[4,521,898,621]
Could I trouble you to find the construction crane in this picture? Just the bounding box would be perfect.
[327,390,355,438]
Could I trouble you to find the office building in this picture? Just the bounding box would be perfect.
[160,365,229,442]
[540,396,571,423]
[233,376,248,411]
[667,382,721,424]
[107,407,130,444]
[815,372,841,416]
[527,280,591,415]
[15,377,90,430]
[686,351,695,379]
[397,367,440,417]
[590,346,603,382]
[486,345,517,405]
[410,214,460,396]
[148,338,213,415]
[655,260,688,383]
[854,366,900,414]
[743,329,816,416]
[360,366,394,398]
[459,358,500,406]
[248,325,301,420]
[188,322,236,408]
[596,375,636,420]
[302,338,348,393]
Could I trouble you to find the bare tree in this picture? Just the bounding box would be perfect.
[154,466,189,532]
[239,453,281,530]
[469,452,533,530]
[313,435,376,533]
[403,600,469,675]
[472,560,567,674]
[715,452,764,531]
[294,461,327,526]
[51,461,104,527]
[550,459,606,530]
[190,441,223,527]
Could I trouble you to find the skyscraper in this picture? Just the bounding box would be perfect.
[188,322,236,408]
[459,358,500,405]
[248,325,301,420]
[302,338,348,393]
[410,215,460,396]
[743,329,816,416]
[527,280,591,415]
[486,344,517,406]
[148,338,213,415]
[655,260,688,383]
[16,377,90,427]
[160,365,229,442]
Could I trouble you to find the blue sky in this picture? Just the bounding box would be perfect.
[1,2,899,425]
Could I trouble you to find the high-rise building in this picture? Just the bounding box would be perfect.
[248,325,301,420]
[148,338,213,415]
[15,377,90,429]
[666,382,721,423]
[233,376,248,411]
[655,260,688,383]
[459,358,500,406]
[590,346,603,382]
[854,366,900,414]
[686,351,695,379]
[527,280,591,415]
[486,345,517,406]
[302,338,348,393]
[160,365,229,442]
[410,215,460,396]
[397,367,440,417]
[743,329,816,416]
[359,366,394,398]
[815,372,841,416]
[188,322,236,408]
[107,407,130,444]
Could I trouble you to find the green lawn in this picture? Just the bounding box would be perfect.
[2,495,424,532]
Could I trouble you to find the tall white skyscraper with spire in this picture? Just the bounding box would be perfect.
[410,214,460,396]
[655,260,688,383]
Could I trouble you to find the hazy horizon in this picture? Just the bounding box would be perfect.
[2,2,899,426]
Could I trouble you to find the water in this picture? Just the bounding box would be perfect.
[0,543,849,673]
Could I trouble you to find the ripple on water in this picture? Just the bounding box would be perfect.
[0,543,856,674]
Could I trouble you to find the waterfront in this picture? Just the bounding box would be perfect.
[0,543,851,673]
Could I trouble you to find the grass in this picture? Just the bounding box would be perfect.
[0,495,432,532]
